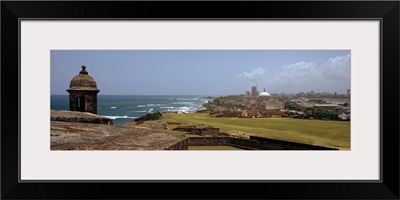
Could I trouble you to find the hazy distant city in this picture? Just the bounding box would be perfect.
[206,84,350,121]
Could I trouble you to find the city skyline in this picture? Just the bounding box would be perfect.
[51,50,351,95]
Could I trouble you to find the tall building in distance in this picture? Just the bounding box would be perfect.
[347,89,351,97]
[245,91,250,97]
[251,85,259,97]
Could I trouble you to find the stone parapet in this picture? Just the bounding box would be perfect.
[51,121,188,150]
[51,110,113,125]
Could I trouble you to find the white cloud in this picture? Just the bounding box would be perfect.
[239,54,351,93]
[270,54,351,93]
[238,67,266,83]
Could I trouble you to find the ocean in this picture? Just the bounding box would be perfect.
[51,95,213,125]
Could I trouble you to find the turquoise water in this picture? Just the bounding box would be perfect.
[51,95,213,125]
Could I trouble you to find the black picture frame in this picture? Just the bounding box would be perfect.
[2,1,399,199]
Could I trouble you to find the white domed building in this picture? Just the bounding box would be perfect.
[259,88,272,100]
[257,88,284,110]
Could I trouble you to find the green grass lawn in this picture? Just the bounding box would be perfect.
[160,112,350,149]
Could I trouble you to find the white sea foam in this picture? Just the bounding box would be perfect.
[110,106,116,109]
[147,104,162,106]
[103,116,138,119]
[137,104,164,107]
[128,110,147,113]
[160,107,174,109]
[167,106,195,112]
[172,102,196,105]
[176,98,198,101]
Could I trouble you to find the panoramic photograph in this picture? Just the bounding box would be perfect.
[50,50,351,150]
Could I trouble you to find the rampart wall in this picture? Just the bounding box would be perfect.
[164,138,189,150]
[188,137,338,150]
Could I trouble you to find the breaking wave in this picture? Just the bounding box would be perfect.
[103,116,138,120]
[137,104,164,107]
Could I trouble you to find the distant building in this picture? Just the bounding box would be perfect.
[245,91,250,97]
[338,113,350,120]
[313,104,340,113]
[299,101,314,108]
[257,87,284,110]
[67,65,100,114]
[259,88,271,100]
[251,86,259,96]
[258,100,284,110]
[347,89,351,97]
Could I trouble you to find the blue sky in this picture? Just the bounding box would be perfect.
[51,50,350,95]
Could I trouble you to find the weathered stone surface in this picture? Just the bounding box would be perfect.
[188,137,338,150]
[68,91,99,114]
[225,130,250,139]
[51,121,188,150]
[173,125,220,136]
[51,110,113,125]
[67,65,99,91]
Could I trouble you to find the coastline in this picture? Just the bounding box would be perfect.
[51,95,213,125]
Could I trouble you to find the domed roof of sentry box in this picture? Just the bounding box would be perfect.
[67,65,99,91]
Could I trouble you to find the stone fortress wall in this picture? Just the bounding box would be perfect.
[188,137,338,150]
